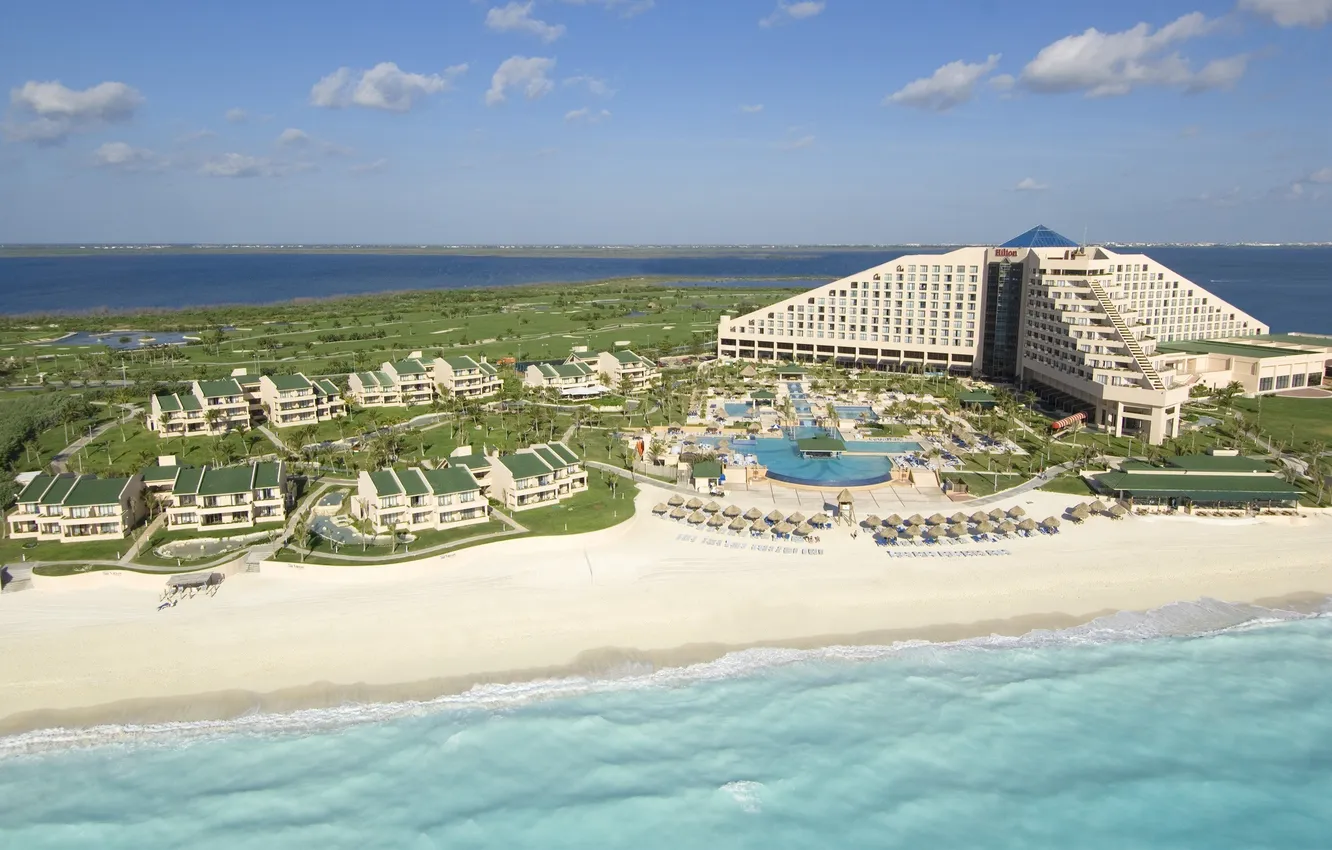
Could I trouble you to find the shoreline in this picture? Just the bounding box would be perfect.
[3,488,1331,741]
[2,591,1327,740]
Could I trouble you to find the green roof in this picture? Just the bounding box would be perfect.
[374,371,394,386]
[477,361,498,376]
[548,442,579,465]
[172,466,204,496]
[539,362,592,379]
[1157,340,1309,360]
[448,454,492,471]
[612,350,646,365]
[776,364,806,374]
[1256,333,1332,347]
[38,475,78,505]
[63,476,130,507]
[691,460,722,480]
[269,374,312,392]
[313,378,341,396]
[355,371,380,388]
[368,469,403,497]
[797,435,847,453]
[253,461,282,488]
[155,393,182,412]
[959,389,997,404]
[141,465,182,484]
[196,378,243,398]
[750,390,777,401]
[532,446,564,470]
[197,465,256,497]
[499,452,553,480]
[16,474,59,503]
[390,359,428,375]
[395,467,431,497]
[421,466,482,495]
[1095,471,1301,502]
[444,355,480,371]
[1164,455,1272,474]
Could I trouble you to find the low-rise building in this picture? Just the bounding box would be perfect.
[193,378,251,432]
[596,350,659,394]
[157,461,288,530]
[7,473,146,543]
[435,355,502,400]
[489,441,588,511]
[354,466,489,533]
[349,359,436,407]
[524,360,604,396]
[259,373,347,428]
[446,451,494,496]
[348,370,403,407]
[150,391,208,438]
[1093,452,1302,508]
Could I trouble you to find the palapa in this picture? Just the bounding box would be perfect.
[703,501,722,513]
[744,507,764,521]
[947,523,969,538]
[1042,516,1062,528]
[651,503,669,514]
[904,525,925,537]
[766,509,785,523]
[876,527,899,540]
[810,512,831,527]
[976,520,996,535]
[927,513,947,526]
[969,511,988,524]
[1007,506,1026,518]
[728,517,749,532]
[998,520,1018,535]
[786,511,806,525]
[836,488,854,505]
[707,513,727,528]
[773,521,795,535]
[1089,500,1108,514]
[907,513,926,526]
[723,504,743,518]
[1070,505,1091,520]
[949,511,968,525]
[885,513,903,528]
[668,495,685,507]
[1109,504,1128,518]
[863,514,882,529]
[794,522,813,537]
[686,497,704,510]
[1018,518,1038,532]
[987,508,1006,522]
[670,507,687,520]
[687,511,707,524]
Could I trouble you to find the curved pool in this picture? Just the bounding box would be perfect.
[749,436,917,487]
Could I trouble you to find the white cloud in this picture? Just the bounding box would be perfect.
[1279,166,1332,200]
[1239,0,1332,27]
[760,1,825,27]
[350,158,388,173]
[486,56,557,105]
[1019,13,1247,97]
[487,2,567,42]
[310,62,467,111]
[564,75,615,97]
[92,141,162,171]
[277,128,311,147]
[1309,166,1332,183]
[559,0,654,17]
[177,129,216,144]
[740,104,765,113]
[779,134,815,150]
[199,152,312,178]
[1014,177,1048,191]
[565,107,611,123]
[224,107,248,124]
[3,79,143,144]
[885,54,1001,111]
[988,74,1016,91]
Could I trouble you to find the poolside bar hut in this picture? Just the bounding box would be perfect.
[776,363,806,380]
[797,435,847,459]
[749,389,778,406]
[958,389,997,410]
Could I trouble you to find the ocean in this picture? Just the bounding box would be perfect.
[0,247,1329,333]
[2,600,1329,849]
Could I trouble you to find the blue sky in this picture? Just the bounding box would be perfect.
[0,0,1329,244]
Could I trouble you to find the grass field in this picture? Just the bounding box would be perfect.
[275,518,511,563]
[512,473,638,536]
[1233,396,1332,454]
[0,535,133,564]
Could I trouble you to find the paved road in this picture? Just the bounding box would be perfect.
[51,404,141,473]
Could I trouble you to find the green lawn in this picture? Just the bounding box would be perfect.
[1038,473,1101,496]
[77,421,264,476]
[511,473,638,536]
[1233,396,1332,454]
[943,471,1027,497]
[274,518,509,563]
[0,535,135,564]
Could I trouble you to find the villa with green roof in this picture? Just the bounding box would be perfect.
[434,355,502,400]
[259,372,347,428]
[595,350,659,394]
[349,358,436,408]
[154,460,288,530]
[489,441,587,510]
[354,465,488,533]
[524,359,604,397]
[7,473,146,543]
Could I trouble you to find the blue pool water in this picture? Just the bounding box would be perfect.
[2,603,1329,849]
[834,405,878,422]
[751,437,891,486]
[723,402,757,417]
[845,440,922,453]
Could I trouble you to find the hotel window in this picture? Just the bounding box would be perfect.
[1258,377,1274,392]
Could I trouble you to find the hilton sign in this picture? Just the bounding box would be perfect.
[994,248,1019,258]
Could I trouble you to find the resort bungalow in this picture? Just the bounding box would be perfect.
[193,379,251,432]
[689,460,724,494]
[159,461,288,530]
[489,442,587,511]
[350,359,435,408]
[1093,452,1301,509]
[524,360,604,397]
[445,450,494,497]
[149,391,208,438]
[348,370,403,407]
[354,466,489,533]
[596,350,660,394]
[434,355,502,400]
[7,473,146,543]
[149,378,250,438]
[259,373,347,428]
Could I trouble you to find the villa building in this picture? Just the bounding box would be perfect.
[434,355,502,400]
[445,451,494,497]
[524,360,604,396]
[489,442,588,511]
[6,473,146,544]
[717,225,1331,444]
[354,466,489,533]
[595,350,659,394]
[349,358,436,408]
[154,461,288,530]
[259,373,347,428]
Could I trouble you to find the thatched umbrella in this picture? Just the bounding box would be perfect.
[786,511,806,526]
[998,520,1018,536]
[773,521,795,536]
[1070,505,1091,522]
[686,497,704,510]
[970,511,988,524]
[668,494,685,507]
[707,513,727,528]
[876,527,899,543]
[904,525,925,538]
[670,506,687,520]
[949,511,968,525]
[926,525,948,540]
[1018,518,1039,533]
[885,513,903,528]
[687,511,706,525]
[1089,499,1108,515]
[1007,506,1026,519]
[947,523,969,538]
[927,512,947,526]
[1042,516,1062,530]
[766,509,784,524]
[703,500,722,514]
[1109,504,1128,519]
[723,504,742,518]
[728,517,749,532]
[794,522,813,537]
[651,503,669,515]
[863,514,882,529]
[750,519,767,535]
[744,507,764,521]
[809,512,831,527]
[987,508,1006,522]
[907,513,926,526]
[976,520,996,535]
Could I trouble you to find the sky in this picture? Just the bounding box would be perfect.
[0,0,1329,245]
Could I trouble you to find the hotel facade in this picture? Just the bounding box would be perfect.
[717,226,1331,444]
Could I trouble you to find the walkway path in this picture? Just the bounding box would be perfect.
[51,404,141,473]
[964,461,1080,507]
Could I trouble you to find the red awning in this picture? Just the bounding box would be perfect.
[1051,412,1087,430]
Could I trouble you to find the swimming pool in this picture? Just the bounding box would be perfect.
[834,405,879,422]
[751,435,920,487]
[723,402,757,417]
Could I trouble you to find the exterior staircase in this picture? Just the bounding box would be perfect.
[1085,279,1166,390]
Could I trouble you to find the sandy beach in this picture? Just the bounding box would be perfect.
[2,486,1330,736]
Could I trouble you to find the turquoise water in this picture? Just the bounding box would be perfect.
[751,437,896,486]
[2,601,1329,849]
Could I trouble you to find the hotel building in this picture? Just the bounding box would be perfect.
[595,350,660,394]
[258,373,347,428]
[349,358,436,408]
[7,473,146,543]
[150,460,288,530]
[717,226,1331,444]
[354,465,489,533]
[434,355,503,400]
[489,442,588,511]
[524,360,603,396]
[150,370,346,436]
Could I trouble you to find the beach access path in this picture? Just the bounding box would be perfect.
[51,403,142,473]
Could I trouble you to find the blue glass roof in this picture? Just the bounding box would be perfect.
[999,225,1079,249]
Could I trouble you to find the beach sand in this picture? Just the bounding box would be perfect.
[2,487,1330,736]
